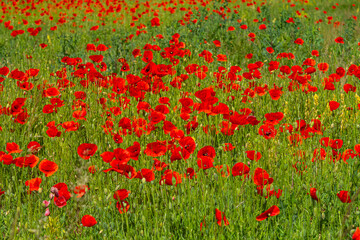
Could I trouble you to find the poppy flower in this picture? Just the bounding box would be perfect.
[337,191,351,203]
[88,165,96,174]
[113,189,130,201]
[215,209,229,226]
[89,55,104,63]
[294,38,304,45]
[253,168,273,187]
[200,216,206,231]
[335,37,344,44]
[246,150,262,161]
[27,141,42,153]
[232,162,250,178]
[213,40,221,47]
[6,142,22,154]
[223,143,235,152]
[144,141,167,157]
[25,178,42,193]
[81,215,97,227]
[217,54,227,62]
[318,62,329,73]
[159,169,182,186]
[227,26,235,31]
[266,47,274,54]
[330,139,343,149]
[53,182,71,207]
[116,200,130,214]
[77,143,98,160]
[39,160,58,177]
[24,155,39,168]
[151,17,160,27]
[256,205,280,221]
[310,188,319,201]
[197,156,214,170]
[0,189,4,196]
[258,124,277,139]
[197,146,216,159]
[329,101,340,111]
[74,185,89,198]
[353,228,360,240]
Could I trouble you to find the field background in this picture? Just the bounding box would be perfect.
[1,0,360,239]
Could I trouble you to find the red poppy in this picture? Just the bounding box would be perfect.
[353,228,360,240]
[113,189,130,201]
[318,63,329,73]
[223,143,235,151]
[337,191,351,203]
[256,205,280,221]
[25,178,42,193]
[217,54,227,62]
[81,215,97,227]
[53,182,71,207]
[213,40,221,47]
[309,188,319,201]
[197,156,214,170]
[159,169,182,186]
[39,160,58,177]
[142,50,153,63]
[253,168,273,187]
[26,141,41,154]
[232,162,250,178]
[264,112,284,125]
[74,185,89,198]
[24,154,39,168]
[266,47,274,54]
[329,101,340,111]
[144,141,167,157]
[294,38,304,45]
[6,142,22,154]
[215,209,229,226]
[258,124,277,139]
[335,37,344,44]
[259,24,267,30]
[77,143,98,160]
[132,49,141,58]
[227,26,235,31]
[88,165,96,174]
[151,17,160,27]
[89,55,104,63]
[330,139,343,149]
[116,200,130,214]
[246,150,262,161]
[197,146,216,159]
[96,44,108,51]
[135,168,155,182]
[0,189,4,196]
[152,159,168,171]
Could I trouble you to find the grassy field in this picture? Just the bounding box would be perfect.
[1,0,360,239]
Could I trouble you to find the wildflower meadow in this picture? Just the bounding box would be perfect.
[1,0,360,239]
